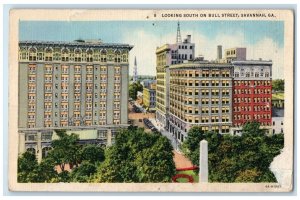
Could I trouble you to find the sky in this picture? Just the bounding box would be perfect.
[19,20,284,79]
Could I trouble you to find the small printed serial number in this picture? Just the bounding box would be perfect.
[265,184,281,188]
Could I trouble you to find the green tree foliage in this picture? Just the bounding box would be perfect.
[17,151,40,183]
[17,151,58,183]
[129,81,143,100]
[71,161,97,182]
[272,79,284,92]
[181,122,284,183]
[92,128,176,183]
[79,144,105,164]
[242,121,264,136]
[47,130,81,171]
[17,130,105,183]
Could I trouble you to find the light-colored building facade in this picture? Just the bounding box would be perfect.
[143,83,156,111]
[156,35,195,129]
[169,61,233,142]
[18,40,133,161]
[141,79,156,88]
[224,47,246,63]
[272,108,284,134]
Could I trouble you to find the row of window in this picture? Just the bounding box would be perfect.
[171,80,231,87]
[233,105,271,112]
[20,48,128,63]
[233,97,271,104]
[234,88,271,95]
[170,106,230,114]
[233,114,271,120]
[234,80,271,86]
[170,70,231,78]
[171,89,231,96]
[234,71,270,78]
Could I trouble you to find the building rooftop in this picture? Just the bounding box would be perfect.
[272,108,284,117]
[232,60,272,65]
[169,61,232,69]
[19,40,134,49]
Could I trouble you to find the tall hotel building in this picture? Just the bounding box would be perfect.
[231,60,272,135]
[18,40,133,161]
[169,62,233,142]
[156,34,195,129]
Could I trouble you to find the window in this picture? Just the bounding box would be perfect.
[29,48,37,61]
[98,130,107,139]
[61,48,69,61]
[44,48,53,61]
[99,50,107,62]
[74,48,82,62]
[86,49,93,62]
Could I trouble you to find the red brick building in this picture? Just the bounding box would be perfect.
[232,60,272,134]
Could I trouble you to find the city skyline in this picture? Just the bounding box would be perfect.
[20,20,284,78]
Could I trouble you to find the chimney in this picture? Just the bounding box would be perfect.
[217,45,222,60]
[187,35,191,43]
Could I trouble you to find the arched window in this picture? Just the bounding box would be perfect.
[19,47,28,61]
[61,48,69,62]
[42,147,52,158]
[245,71,250,77]
[122,54,128,63]
[114,50,121,63]
[29,47,37,61]
[265,72,270,77]
[86,49,93,62]
[74,48,82,62]
[26,147,36,155]
[100,49,107,62]
[45,47,53,61]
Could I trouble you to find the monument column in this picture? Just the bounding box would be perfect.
[107,129,112,146]
[199,139,208,183]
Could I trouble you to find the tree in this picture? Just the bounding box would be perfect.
[47,130,81,171]
[17,151,39,183]
[79,144,105,164]
[272,79,284,92]
[180,126,204,165]
[135,136,175,182]
[71,161,97,182]
[92,128,176,183]
[181,122,284,183]
[37,157,58,182]
[242,121,264,136]
[129,81,143,100]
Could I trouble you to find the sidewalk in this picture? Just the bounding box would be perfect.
[149,118,180,152]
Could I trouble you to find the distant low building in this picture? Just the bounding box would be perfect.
[272,92,284,108]
[224,47,247,63]
[141,79,156,88]
[143,83,156,111]
[137,91,143,105]
[272,108,284,134]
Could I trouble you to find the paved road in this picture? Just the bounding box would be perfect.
[149,118,180,152]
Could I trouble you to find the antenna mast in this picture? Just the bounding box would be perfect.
[176,21,182,43]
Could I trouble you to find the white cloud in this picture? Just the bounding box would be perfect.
[124,29,284,79]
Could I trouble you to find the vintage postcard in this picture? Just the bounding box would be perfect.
[8,9,294,192]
